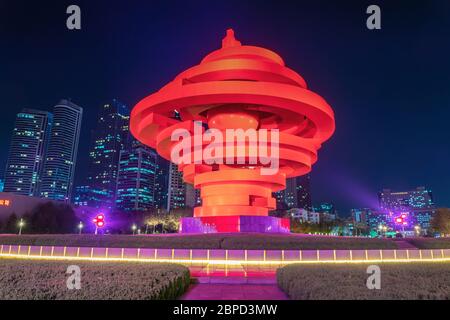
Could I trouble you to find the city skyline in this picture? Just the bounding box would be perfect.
[1,1,449,214]
[0,98,442,219]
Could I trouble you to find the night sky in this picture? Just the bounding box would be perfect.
[1,0,449,215]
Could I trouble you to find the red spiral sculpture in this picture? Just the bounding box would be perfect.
[131,29,335,233]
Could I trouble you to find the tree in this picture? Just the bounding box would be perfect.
[5,213,18,233]
[31,202,78,234]
[430,208,450,236]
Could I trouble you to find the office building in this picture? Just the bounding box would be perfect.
[115,145,157,212]
[40,100,82,201]
[4,109,52,196]
[86,100,129,209]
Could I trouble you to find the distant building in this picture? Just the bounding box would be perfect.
[154,156,170,210]
[0,179,4,192]
[3,109,52,196]
[351,208,369,225]
[0,192,58,221]
[288,208,320,224]
[167,163,186,211]
[86,100,129,209]
[40,100,82,202]
[378,187,435,230]
[314,202,335,215]
[185,184,201,208]
[296,174,312,210]
[274,175,312,210]
[284,178,298,209]
[115,144,157,212]
[73,185,90,207]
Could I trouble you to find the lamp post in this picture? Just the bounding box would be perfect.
[132,224,137,235]
[78,221,84,235]
[18,218,24,235]
[414,225,421,237]
[378,224,383,237]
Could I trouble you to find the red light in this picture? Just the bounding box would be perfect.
[401,214,407,219]
[396,218,403,223]
[93,214,106,228]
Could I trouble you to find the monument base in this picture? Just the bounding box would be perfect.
[180,216,290,234]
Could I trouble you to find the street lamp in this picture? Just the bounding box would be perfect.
[18,218,25,235]
[414,225,421,236]
[78,221,84,235]
[132,224,137,235]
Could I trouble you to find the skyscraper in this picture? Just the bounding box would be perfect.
[284,178,298,209]
[4,109,52,196]
[185,184,201,208]
[40,100,82,201]
[115,144,157,212]
[86,100,129,209]
[167,163,186,211]
[296,174,312,210]
[154,155,170,210]
[274,176,311,210]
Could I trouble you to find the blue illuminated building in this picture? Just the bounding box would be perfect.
[115,143,157,212]
[86,100,129,209]
[4,109,53,196]
[379,187,435,230]
[39,100,83,202]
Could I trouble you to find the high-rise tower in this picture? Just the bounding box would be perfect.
[115,143,157,212]
[86,100,129,209]
[4,109,52,196]
[40,100,82,201]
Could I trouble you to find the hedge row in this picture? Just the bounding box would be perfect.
[0,233,397,250]
[277,262,450,300]
[406,238,450,249]
[0,259,190,300]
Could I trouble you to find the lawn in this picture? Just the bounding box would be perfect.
[0,258,190,300]
[406,237,450,249]
[277,262,450,300]
[0,233,398,250]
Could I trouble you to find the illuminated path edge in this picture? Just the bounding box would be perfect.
[1,244,450,266]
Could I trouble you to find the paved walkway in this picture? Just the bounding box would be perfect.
[181,284,289,300]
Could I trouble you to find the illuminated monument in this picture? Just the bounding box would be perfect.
[131,29,335,233]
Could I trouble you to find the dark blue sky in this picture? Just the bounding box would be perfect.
[1,0,449,215]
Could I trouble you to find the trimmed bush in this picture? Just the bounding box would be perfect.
[0,233,397,250]
[406,238,450,249]
[277,262,450,300]
[0,259,190,300]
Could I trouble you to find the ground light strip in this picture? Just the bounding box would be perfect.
[0,251,449,266]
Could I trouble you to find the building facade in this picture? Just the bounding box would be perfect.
[39,100,82,202]
[115,145,157,212]
[86,100,129,209]
[167,163,186,211]
[4,109,52,196]
[154,155,170,210]
[296,174,312,210]
[378,187,435,230]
